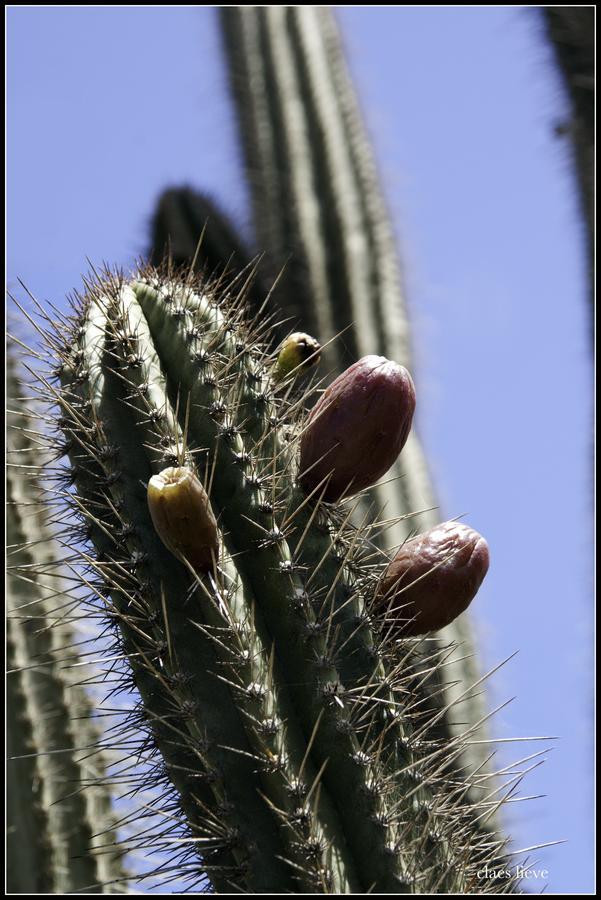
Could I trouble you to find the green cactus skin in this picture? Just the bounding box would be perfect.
[6,355,125,894]
[55,274,358,894]
[218,5,494,803]
[15,262,531,894]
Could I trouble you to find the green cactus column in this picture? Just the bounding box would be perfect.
[6,616,54,893]
[218,5,491,793]
[16,263,520,893]
[6,353,125,894]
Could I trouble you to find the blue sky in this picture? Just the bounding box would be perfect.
[7,7,593,893]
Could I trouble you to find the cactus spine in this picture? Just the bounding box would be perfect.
[6,354,125,893]
[16,262,526,893]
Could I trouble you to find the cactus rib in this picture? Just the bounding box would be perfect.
[7,354,125,893]
[57,273,365,892]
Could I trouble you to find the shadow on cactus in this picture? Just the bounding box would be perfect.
[8,260,553,893]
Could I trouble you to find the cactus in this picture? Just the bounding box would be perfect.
[541,6,594,302]
[212,6,491,799]
[11,261,538,893]
[6,615,54,893]
[148,188,249,276]
[148,187,268,315]
[6,352,125,893]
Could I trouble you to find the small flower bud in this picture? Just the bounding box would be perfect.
[299,355,415,502]
[147,466,219,574]
[374,522,489,636]
[273,332,321,381]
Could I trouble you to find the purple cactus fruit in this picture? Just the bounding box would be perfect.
[374,522,490,636]
[299,355,416,502]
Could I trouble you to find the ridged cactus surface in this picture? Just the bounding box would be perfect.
[17,262,528,893]
[7,354,125,893]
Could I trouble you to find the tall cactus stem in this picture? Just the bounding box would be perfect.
[7,352,125,893]
[219,5,491,801]
[10,263,528,892]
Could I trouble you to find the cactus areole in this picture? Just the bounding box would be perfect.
[375,521,490,636]
[299,355,416,502]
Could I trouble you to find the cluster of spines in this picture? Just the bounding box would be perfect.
[11,262,534,893]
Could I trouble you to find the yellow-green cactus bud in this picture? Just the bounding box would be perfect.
[147,466,219,574]
[273,332,321,381]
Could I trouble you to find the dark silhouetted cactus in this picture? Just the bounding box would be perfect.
[148,187,268,316]
[542,6,594,298]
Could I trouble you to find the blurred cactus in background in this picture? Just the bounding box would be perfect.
[7,352,125,893]
[542,6,594,303]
